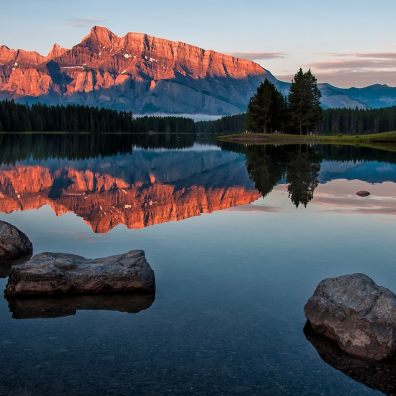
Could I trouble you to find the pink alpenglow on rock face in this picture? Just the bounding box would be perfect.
[0,26,270,114]
[5,250,155,298]
[305,274,396,361]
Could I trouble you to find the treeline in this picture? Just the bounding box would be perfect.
[132,116,195,133]
[0,101,134,132]
[0,101,195,133]
[198,107,396,135]
[2,99,396,136]
[318,107,396,135]
[195,114,246,134]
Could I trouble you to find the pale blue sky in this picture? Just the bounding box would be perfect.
[1,0,395,87]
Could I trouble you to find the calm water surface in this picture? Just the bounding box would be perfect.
[0,134,395,395]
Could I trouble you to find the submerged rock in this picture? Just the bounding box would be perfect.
[304,323,396,395]
[5,250,155,298]
[356,191,371,197]
[304,273,396,361]
[8,293,155,319]
[0,221,33,261]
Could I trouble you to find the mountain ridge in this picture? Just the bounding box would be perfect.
[1,26,396,114]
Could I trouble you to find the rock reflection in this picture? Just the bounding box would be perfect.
[304,322,396,395]
[8,293,155,319]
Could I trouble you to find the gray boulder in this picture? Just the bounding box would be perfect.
[0,221,32,261]
[304,273,396,361]
[5,250,155,298]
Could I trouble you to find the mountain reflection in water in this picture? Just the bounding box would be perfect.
[0,133,396,233]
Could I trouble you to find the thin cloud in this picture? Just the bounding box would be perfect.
[229,51,286,60]
[67,18,109,28]
[301,52,396,87]
[313,70,396,88]
[335,52,396,59]
[310,58,396,71]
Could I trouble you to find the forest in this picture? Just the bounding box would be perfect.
[0,100,194,133]
[1,98,396,135]
[197,107,396,135]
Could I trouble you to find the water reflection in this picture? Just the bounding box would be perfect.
[0,134,396,233]
[7,293,155,319]
[304,323,396,395]
[0,133,196,164]
[0,135,258,233]
[245,145,321,207]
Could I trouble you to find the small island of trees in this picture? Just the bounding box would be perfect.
[246,68,322,135]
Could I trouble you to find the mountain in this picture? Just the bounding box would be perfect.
[1,26,396,115]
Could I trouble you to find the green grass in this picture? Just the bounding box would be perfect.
[217,131,396,152]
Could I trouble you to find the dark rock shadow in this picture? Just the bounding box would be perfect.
[0,255,32,278]
[304,321,396,395]
[7,292,155,319]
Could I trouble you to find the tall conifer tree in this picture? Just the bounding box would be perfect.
[288,68,322,134]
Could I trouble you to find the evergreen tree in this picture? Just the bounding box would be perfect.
[288,69,322,134]
[246,79,286,133]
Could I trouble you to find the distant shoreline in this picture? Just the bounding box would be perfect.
[217,131,396,151]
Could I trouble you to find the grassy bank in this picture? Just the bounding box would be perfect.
[217,131,396,151]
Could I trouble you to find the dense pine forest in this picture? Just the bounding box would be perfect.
[0,101,134,132]
[0,101,194,133]
[195,114,247,134]
[317,107,396,135]
[1,99,396,135]
[197,107,396,135]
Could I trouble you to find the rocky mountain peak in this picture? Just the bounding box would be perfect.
[84,25,119,47]
[47,43,67,59]
[1,25,390,113]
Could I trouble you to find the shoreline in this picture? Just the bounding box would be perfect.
[217,132,396,151]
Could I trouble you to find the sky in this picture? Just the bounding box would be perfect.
[1,0,395,88]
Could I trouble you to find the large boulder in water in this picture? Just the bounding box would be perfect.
[0,221,32,261]
[5,250,155,298]
[304,323,396,395]
[304,273,396,361]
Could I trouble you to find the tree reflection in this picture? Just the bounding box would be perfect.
[245,145,287,197]
[0,133,196,165]
[286,146,320,207]
[245,144,321,207]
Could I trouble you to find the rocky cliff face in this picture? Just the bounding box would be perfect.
[2,26,395,112]
[0,26,270,114]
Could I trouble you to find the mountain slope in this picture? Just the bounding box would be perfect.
[1,26,396,114]
[0,26,272,114]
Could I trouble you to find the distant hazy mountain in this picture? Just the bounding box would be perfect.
[1,26,395,115]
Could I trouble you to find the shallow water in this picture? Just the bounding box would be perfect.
[0,134,395,395]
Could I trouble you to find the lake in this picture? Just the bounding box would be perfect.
[0,134,395,395]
